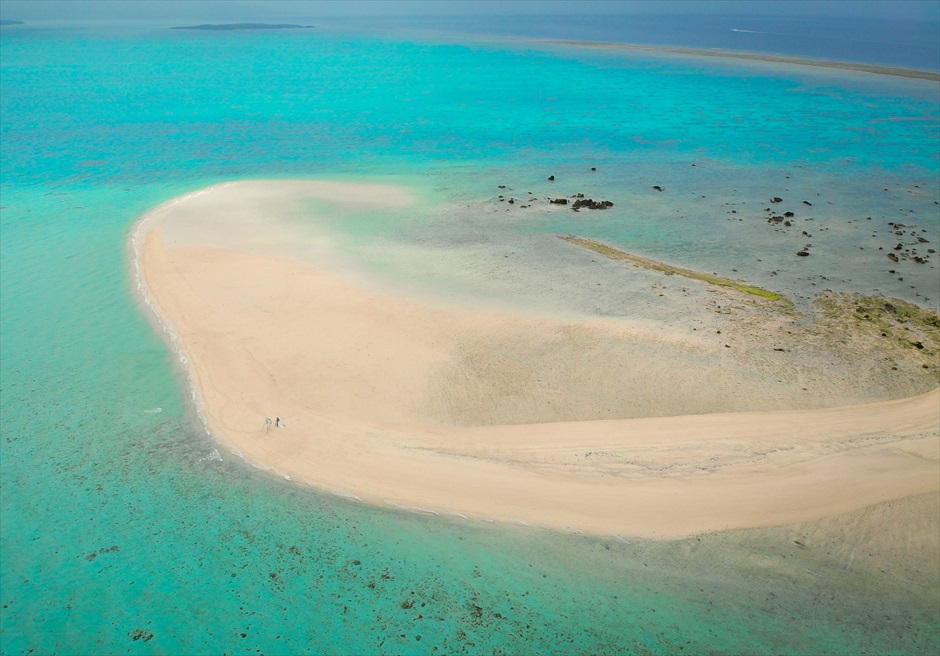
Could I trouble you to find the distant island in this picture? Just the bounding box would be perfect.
[0,19,24,26]
[172,23,314,31]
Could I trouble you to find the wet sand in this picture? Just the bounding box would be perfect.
[133,180,940,539]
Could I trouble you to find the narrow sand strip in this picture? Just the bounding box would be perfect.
[134,180,940,538]
[541,40,940,82]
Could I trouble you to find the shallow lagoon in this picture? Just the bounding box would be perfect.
[1,23,938,654]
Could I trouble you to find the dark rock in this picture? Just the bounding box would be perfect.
[802,200,812,206]
[887,253,899,262]
[771,197,783,203]
[652,185,663,192]
[547,175,555,181]
[571,198,614,210]
[550,198,568,205]
[591,167,596,171]
[784,211,794,217]
[797,251,809,256]
[130,629,154,642]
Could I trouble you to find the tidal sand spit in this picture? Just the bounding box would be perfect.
[134,180,940,539]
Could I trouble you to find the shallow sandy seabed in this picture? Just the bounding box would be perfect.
[133,180,940,539]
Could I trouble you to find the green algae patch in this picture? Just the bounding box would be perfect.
[813,292,940,382]
[559,235,787,302]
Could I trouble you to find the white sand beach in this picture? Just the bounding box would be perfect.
[134,180,940,539]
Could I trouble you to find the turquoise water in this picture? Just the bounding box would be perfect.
[2,24,938,655]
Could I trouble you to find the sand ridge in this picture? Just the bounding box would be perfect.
[134,180,940,539]
[540,40,940,81]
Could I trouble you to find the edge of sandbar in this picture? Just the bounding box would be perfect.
[539,39,940,82]
[129,180,940,540]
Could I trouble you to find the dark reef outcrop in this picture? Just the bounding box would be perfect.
[572,198,614,210]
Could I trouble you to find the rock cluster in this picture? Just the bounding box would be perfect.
[494,174,935,286]
[572,198,614,211]
[495,174,614,211]
[885,221,931,265]
[547,193,615,210]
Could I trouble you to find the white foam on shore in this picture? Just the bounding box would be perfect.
[130,182,235,443]
[327,489,363,502]
[385,502,441,516]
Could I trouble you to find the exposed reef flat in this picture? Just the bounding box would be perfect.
[814,293,940,383]
[558,236,939,382]
[172,23,314,31]
[543,40,940,81]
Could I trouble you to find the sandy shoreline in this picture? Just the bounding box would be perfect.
[540,40,940,81]
[133,180,940,539]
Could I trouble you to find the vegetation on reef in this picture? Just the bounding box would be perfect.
[813,293,940,381]
[559,235,787,301]
[560,234,939,385]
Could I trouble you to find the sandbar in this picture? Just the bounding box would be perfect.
[541,40,940,82]
[133,180,939,539]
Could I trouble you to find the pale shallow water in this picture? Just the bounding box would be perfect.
[1,22,938,655]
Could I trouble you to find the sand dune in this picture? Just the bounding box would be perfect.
[134,181,940,538]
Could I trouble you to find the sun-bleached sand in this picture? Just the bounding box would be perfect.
[134,180,940,539]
